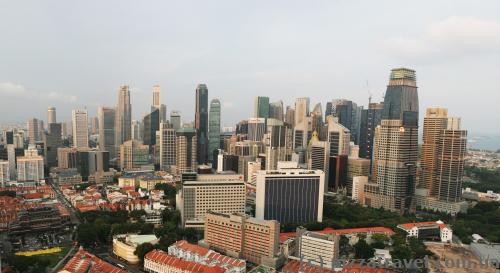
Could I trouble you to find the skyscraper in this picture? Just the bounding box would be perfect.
[72,109,89,148]
[208,99,221,161]
[44,122,62,168]
[294,97,310,126]
[195,84,208,164]
[285,106,295,127]
[159,122,176,171]
[47,107,56,124]
[254,96,270,118]
[27,118,41,145]
[269,100,284,121]
[420,107,449,193]
[435,118,467,203]
[152,85,167,123]
[326,116,350,157]
[143,108,159,148]
[115,85,132,154]
[175,128,198,174]
[170,111,181,130]
[248,118,266,142]
[153,85,161,109]
[371,68,419,213]
[359,102,384,160]
[98,106,116,159]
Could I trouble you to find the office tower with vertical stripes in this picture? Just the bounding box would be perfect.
[115,85,132,154]
[72,109,89,148]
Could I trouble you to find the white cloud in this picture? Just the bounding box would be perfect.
[381,16,500,61]
[0,82,77,103]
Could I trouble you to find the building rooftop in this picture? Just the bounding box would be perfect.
[279,227,395,243]
[145,250,225,273]
[397,221,448,231]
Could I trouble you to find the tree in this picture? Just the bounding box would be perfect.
[371,233,389,249]
[339,235,351,257]
[78,223,98,247]
[155,183,177,198]
[354,239,375,259]
[0,190,16,197]
[134,242,156,262]
[130,209,147,220]
[391,245,412,260]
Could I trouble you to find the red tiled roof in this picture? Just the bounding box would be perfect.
[398,221,448,230]
[280,227,394,243]
[173,240,210,256]
[341,264,395,273]
[145,250,225,273]
[282,260,336,273]
[60,248,127,273]
[24,192,44,199]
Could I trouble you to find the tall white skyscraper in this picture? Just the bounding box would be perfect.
[72,109,89,148]
[294,97,310,126]
[153,85,161,108]
[47,106,56,124]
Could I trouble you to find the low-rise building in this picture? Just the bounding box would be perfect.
[144,249,225,273]
[296,227,339,269]
[397,220,452,243]
[113,234,158,264]
[59,247,128,273]
[168,240,246,273]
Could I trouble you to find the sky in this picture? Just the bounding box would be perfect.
[1,0,499,135]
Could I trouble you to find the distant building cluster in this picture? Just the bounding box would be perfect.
[0,67,483,273]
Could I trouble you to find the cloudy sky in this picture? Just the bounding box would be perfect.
[1,0,499,134]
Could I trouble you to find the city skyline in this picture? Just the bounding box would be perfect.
[1,1,500,135]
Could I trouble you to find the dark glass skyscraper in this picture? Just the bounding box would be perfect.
[195,84,208,164]
[382,68,419,126]
[143,108,159,149]
[208,99,221,162]
[359,102,383,160]
[254,96,270,118]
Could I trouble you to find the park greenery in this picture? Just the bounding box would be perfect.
[7,247,71,273]
[463,166,500,193]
